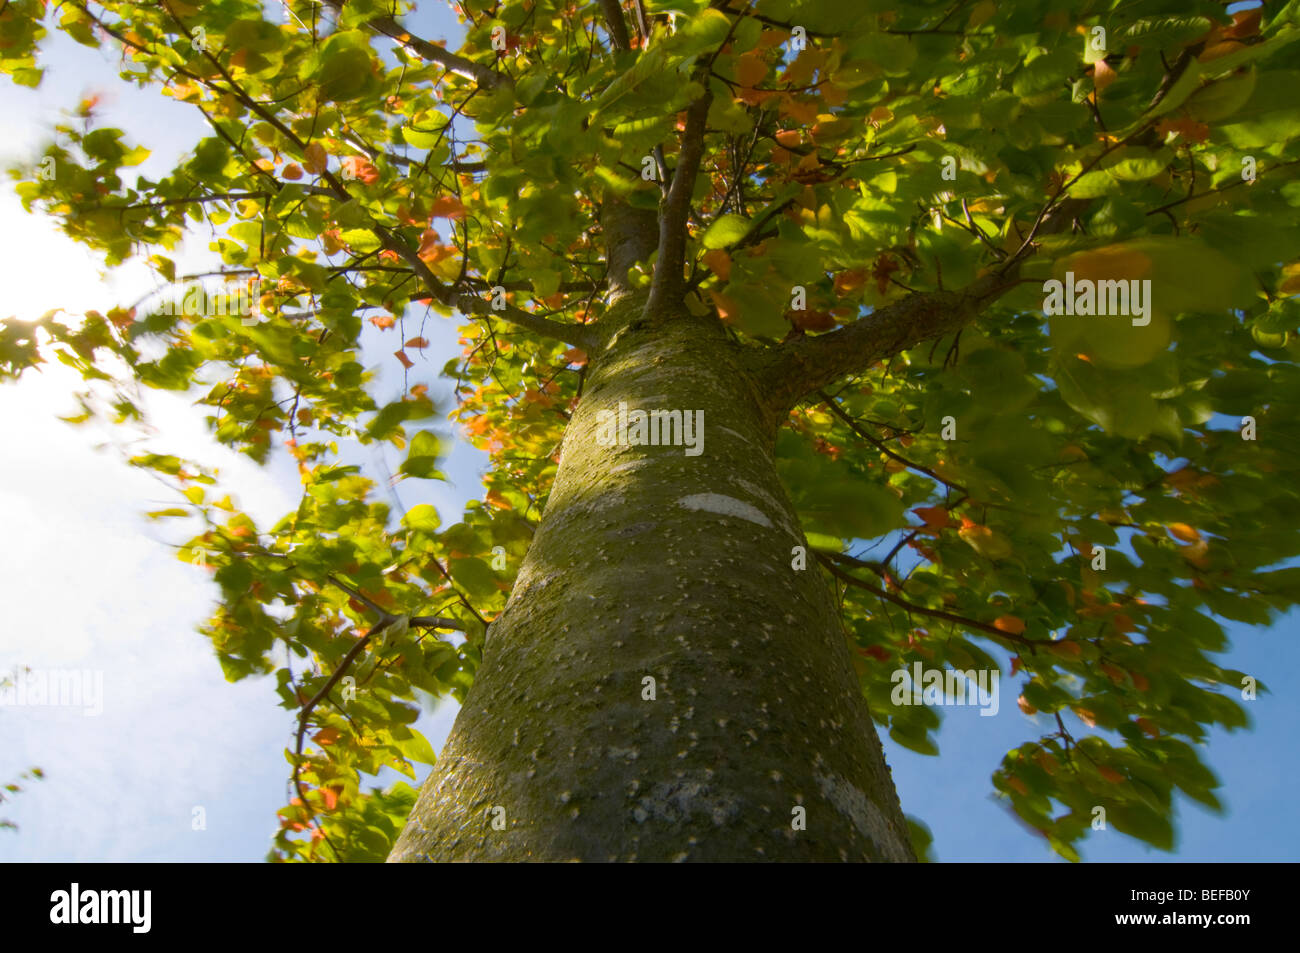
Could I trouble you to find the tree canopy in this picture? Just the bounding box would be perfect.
[3,0,1299,861]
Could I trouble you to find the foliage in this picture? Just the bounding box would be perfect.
[3,0,1300,861]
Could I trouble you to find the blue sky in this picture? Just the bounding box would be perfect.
[0,3,1295,863]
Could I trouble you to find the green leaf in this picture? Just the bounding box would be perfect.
[399,430,444,480]
[402,503,441,533]
[448,557,498,601]
[701,214,751,250]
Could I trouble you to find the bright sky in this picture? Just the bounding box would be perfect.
[0,7,474,861]
[1,5,1295,863]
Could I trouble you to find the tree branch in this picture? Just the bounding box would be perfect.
[756,269,1024,415]
[756,192,1089,414]
[599,0,632,51]
[452,292,598,349]
[645,88,712,316]
[818,390,969,494]
[292,575,460,839]
[323,0,507,89]
[816,552,1035,647]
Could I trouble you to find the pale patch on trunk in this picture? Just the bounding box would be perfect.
[815,769,915,862]
[675,492,774,529]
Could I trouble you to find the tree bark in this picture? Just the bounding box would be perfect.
[388,293,915,862]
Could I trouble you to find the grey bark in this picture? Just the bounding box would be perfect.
[388,293,915,862]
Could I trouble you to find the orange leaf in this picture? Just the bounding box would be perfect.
[1167,522,1201,543]
[834,268,867,296]
[709,289,740,324]
[1018,695,1037,715]
[778,96,819,125]
[395,350,414,369]
[790,309,835,332]
[417,233,456,265]
[1224,8,1262,39]
[430,195,467,219]
[737,85,776,106]
[913,505,953,529]
[872,254,902,294]
[559,347,588,367]
[821,83,847,108]
[281,163,303,180]
[370,314,395,330]
[734,52,767,88]
[1156,117,1210,144]
[397,202,427,226]
[994,615,1026,635]
[1007,776,1029,796]
[404,336,429,349]
[313,727,341,746]
[1199,39,1245,62]
[1092,58,1117,92]
[340,156,379,184]
[1050,640,1082,658]
[1099,765,1125,783]
[1100,661,1127,685]
[485,489,511,510]
[702,248,732,281]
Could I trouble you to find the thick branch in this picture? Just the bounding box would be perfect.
[756,270,1023,415]
[757,193,1091,414]
[601,198,658,302]
[599,0,632,51]
[645,88,712,315]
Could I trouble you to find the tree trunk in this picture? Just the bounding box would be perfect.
[388,294,914,862]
